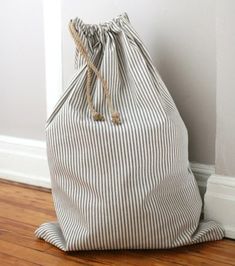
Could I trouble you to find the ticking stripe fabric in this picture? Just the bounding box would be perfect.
[35,13,224,251]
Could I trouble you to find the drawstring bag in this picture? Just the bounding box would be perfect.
[35,13,224,251]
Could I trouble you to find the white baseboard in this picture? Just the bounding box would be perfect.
[0,135,51,188]
[204,174,235,239]
[190,162,215,198]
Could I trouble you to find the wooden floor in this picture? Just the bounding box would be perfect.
[0,180,235,266]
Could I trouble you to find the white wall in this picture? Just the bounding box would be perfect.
[216,0,235,176]
[0,0,46,140]
[61,0,216,164]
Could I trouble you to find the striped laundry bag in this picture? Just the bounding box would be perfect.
[35,13,224,251]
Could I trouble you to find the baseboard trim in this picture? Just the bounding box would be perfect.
[204,174,235,239]
[0,170,51,188]
[0,135,51,188]
[190,162,215,198]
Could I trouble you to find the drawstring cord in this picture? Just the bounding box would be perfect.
[68,20,121,125]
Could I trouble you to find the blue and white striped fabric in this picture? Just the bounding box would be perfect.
[35,13,224,251]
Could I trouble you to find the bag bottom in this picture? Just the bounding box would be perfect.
[35,220,224,251]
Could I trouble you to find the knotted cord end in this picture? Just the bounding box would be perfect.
[111,112,121,125]
[92,112,105,122]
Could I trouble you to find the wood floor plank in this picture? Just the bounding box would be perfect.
[0,201,55,226]
[0,222,51,252]
[0,239,87,266]
[58,248,231,266]
[0,182,53,210]
[0,252,39,266]
[0,180,235,266]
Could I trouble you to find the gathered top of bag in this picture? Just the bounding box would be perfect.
[74,13,130,39]
[68,14,131,125]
